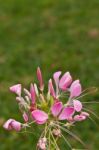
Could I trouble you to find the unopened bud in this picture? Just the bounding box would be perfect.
[37,137,47,150]
[40,94,46,103]
[24,88,31,99]
[37,67,44,91]
[16,97,25,104]
[34,83,39,96]
[23,112,29,122]
[25,96,30,104]
[47,90,50,100]
[53,128,61,137]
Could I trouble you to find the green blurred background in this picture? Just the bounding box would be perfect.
[0,0,99,149]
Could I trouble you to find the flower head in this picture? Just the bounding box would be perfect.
[3,67,96,149]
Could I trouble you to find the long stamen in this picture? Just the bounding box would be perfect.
[61,133,72,149]
[49,128,60,150]
[59,91,69,98]
[83,108,99,120]
[75,87,97,100]
[28,120,36,125]
[88,116,99,127]
[48,127,51,150]
[82,101,99,104]
[53,123,86,148]
[56,121,74,127]
[18,131,34,134]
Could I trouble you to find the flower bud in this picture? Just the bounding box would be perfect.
[48,79,56,98]
[30,84,36,104]
[23,112,29,122]
[24,88,31,99]
[37,67,44,91]
[53,128,61,137]
[34,83,39,96]
[37,137,47,150]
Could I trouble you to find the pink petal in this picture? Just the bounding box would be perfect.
[70,80,82,98]
[53,71,61,87]
[59,107,75,120]
[10,84,21,96]
[23,112,29,122]
[73,100,82,112]
[81,112,89,117]
[51,102,63,117]
[30,84,36,104]
[11,120,21,131]
[48,79,56,98]
[74,115,86,121]
[59,72,72,91]
[31,109,48,124]
[37,67,44,91]
[3,119,14,130]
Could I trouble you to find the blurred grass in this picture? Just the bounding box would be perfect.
[0,0,99,149]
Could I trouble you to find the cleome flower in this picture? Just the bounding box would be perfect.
[3,67,97,150]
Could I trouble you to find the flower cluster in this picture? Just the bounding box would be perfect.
[3,67,92,149]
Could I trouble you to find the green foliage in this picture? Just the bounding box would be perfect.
[0,0,99,149]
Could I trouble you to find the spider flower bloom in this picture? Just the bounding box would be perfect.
[3,67,95,150]
[3,119,22,131]
[37,67,44,91]
[10,84,21,96]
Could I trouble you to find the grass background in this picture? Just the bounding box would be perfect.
[0,0,99,149]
